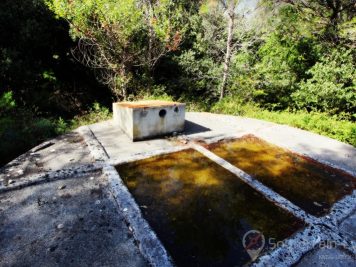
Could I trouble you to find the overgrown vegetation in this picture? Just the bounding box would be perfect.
[0,91,110,166]
[1,0,355,166]
[211,96,356,146]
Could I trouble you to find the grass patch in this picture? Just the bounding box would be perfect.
[212,97,356,147]
[69,102,111,129]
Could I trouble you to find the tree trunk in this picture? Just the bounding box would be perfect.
[219,0,236,100]
[144,0,154,66]
[328,0,341,43]
[119,66,128,100]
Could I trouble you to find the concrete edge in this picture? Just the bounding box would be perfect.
[108,145,191,166]
[252,130,356,177]
[76,126,110,161]
[251,225,352,267]
[103,164,174,267]
[192,144,315,224]
[186,131,356,177]
[327,193,356,226]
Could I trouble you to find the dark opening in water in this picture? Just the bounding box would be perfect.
[208,135,355,217]
[116,149,304,267]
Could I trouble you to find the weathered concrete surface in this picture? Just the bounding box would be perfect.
[295,248,355,267]
[0,111,355,267]
[0,171,147,267]
[340,211,356,241]
[0,131,93,185]
[89,120,174,162]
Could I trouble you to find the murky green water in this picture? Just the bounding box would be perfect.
[208,135,355,217]
[116,149,304,267]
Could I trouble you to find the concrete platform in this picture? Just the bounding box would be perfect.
[0,112,355,266]
[0,171,147,267]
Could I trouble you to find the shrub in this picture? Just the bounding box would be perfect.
[70,102,111,129]
[0,91,16,115]
[293,48,356,117]
[211,96,261,116]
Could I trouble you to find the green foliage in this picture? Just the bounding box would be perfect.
[138,85,174,102]
[172,9,233,100]
[0,91,16,115]
[229,48,261,101]
[0,101,109,166]
[55,117,68,134]
[0,0,105,117]
[47,0,188,98]
[70,102,111,129]
[211,95,261,116]
[253,5,319,109]
[293,48,356,117]
[0,108,67,166]
[211,96,356,146]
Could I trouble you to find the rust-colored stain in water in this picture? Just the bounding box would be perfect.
[208,135,355,217]
[116,149,304,267]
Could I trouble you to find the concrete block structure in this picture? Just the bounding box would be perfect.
[113,100,185,141]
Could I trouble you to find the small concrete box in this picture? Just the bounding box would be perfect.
[113,100,186,141]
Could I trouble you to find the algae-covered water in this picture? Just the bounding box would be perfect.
[208,135,355,216]
[117,149,304,266]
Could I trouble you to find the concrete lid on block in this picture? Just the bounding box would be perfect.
[115,100,185,109]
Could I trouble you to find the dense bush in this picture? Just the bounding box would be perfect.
[0,94,110,166]
[0,91,66,166]
[0,0,110,117]
[293,48,355,117]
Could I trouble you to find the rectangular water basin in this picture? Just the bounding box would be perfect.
[116,149,304,267]
[207,135,355,217]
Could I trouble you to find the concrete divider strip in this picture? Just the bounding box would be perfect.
[192,144,316,224]
[104,164,174,267]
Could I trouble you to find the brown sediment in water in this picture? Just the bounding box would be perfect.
[208,134,355,217]
[116,149,304,267]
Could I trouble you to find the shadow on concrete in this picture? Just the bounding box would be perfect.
[0,173,148,267]
[184,120,211,135]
